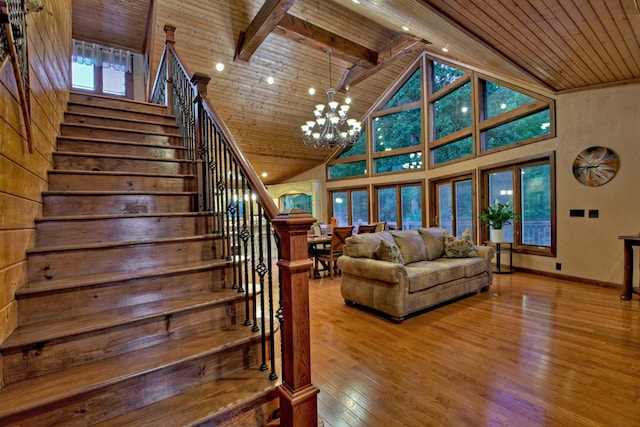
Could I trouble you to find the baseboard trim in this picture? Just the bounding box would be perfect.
[512,266,621,290]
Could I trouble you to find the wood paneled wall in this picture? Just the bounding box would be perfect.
[0,0,72,346]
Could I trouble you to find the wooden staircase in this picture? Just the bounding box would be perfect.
[0,93,280,426]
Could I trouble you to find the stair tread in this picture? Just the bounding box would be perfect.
[27,233,218,254]
[1,289,244,351]
[61,122,182,137]
[17,259,227,296]
[65,110,178,126]
[95,369,280,427]
[0,325,266,417]
[54,150,192,163]
[49,169,194,178]
[57,135,187,150]
[35,211,214,223]
[69,91,171,111]
[42,190,197,195]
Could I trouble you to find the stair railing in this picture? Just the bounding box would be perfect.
[150,25,319,427]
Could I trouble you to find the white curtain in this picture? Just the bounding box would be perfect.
[72,39,132,73]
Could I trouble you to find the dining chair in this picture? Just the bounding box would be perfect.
[374,221,387,232]
[314,226,354,278]
[357,224,378,234]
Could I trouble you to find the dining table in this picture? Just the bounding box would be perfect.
[307,234,332,279]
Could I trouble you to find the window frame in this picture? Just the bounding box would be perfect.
[428,171,476,236]
[72,61,133,99]
[479,152,556,256]
[328,187,370,227]
[373,180,425,230]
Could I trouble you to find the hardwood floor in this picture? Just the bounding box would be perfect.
[308,272,640,426]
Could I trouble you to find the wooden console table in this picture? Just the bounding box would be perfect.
[619,234,640,300]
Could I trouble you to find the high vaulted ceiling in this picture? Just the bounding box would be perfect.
[72,0,640,184]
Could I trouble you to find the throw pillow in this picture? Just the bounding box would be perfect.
[418,227,446,260]
[374,239,404,264]
[443,229,478,258]
[390,230,427,264]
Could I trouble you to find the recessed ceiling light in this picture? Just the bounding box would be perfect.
[261,172,268,177]
[352,0,361,4]
[215,62,224,72]
[402,25,410,32]
[442,46,449,52]
[345,97,352,104]
[267,76,274,85]
[309,87,316,95]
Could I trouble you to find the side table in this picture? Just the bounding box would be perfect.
[485,241,512,274]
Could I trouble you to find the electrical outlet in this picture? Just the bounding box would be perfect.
[556,262,562,271]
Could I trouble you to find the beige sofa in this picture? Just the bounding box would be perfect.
[337,227,495,322]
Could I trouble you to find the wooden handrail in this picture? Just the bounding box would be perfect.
[152,25,319,426]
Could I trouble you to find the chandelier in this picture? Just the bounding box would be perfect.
[301,50,362,149]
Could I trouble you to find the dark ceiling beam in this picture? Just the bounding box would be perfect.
[234,0,297,63]
[274,13,378,69]
[337,35,430,91]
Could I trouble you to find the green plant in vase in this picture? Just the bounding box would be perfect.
[479,200,521,243]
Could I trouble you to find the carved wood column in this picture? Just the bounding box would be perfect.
[271,209,319,427]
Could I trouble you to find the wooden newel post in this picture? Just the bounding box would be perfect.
[271,209,319,427]
[190,72,211,212]
[163,24,176,109]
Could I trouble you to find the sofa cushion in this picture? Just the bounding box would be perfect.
[443,229,478,258]
[390,230,427,265]
[432,257,487,278]
[344,231,394,258]
[374,239,404,264]
[417,227,446,260]
[405,261,466,292]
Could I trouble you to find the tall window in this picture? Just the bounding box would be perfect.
[72,39,133,98]
[430,174,475,236]
[330,188,369,227]
[375,182,423,230]
[481,154,555,255]
[371,66,423,175]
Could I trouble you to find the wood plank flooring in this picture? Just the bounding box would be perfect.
[308,272,640,426]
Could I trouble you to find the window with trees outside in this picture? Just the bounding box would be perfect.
[430,173,475,237]
[429,61,554,166]
[372,67,423,175]
[480,154,555,255]
[375,182,424,230]
[327,131,368,180]
[330,188,369,228]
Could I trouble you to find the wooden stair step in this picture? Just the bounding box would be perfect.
[64,111,180,134]
[57,136,187,157]
[48,170,194,192]
[42,190,196,216]
[26,234,220,282]
[67,102,177,126]
[1,290,248,352]
[94,369,280,427]
[61,123,182,144]
[69,91,170,116]
[0,326,272,426]
[16,261,232,326]
[53,151,193,174]
[17,259,227,298]
[35,212,214,246]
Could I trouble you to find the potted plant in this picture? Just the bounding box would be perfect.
[479,200,521,243]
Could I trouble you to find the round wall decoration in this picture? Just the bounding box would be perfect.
[572,146,620,187]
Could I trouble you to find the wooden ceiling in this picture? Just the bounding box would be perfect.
[71,0,640,184]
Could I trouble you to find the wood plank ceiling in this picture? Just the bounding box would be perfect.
[71,0,640,184]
